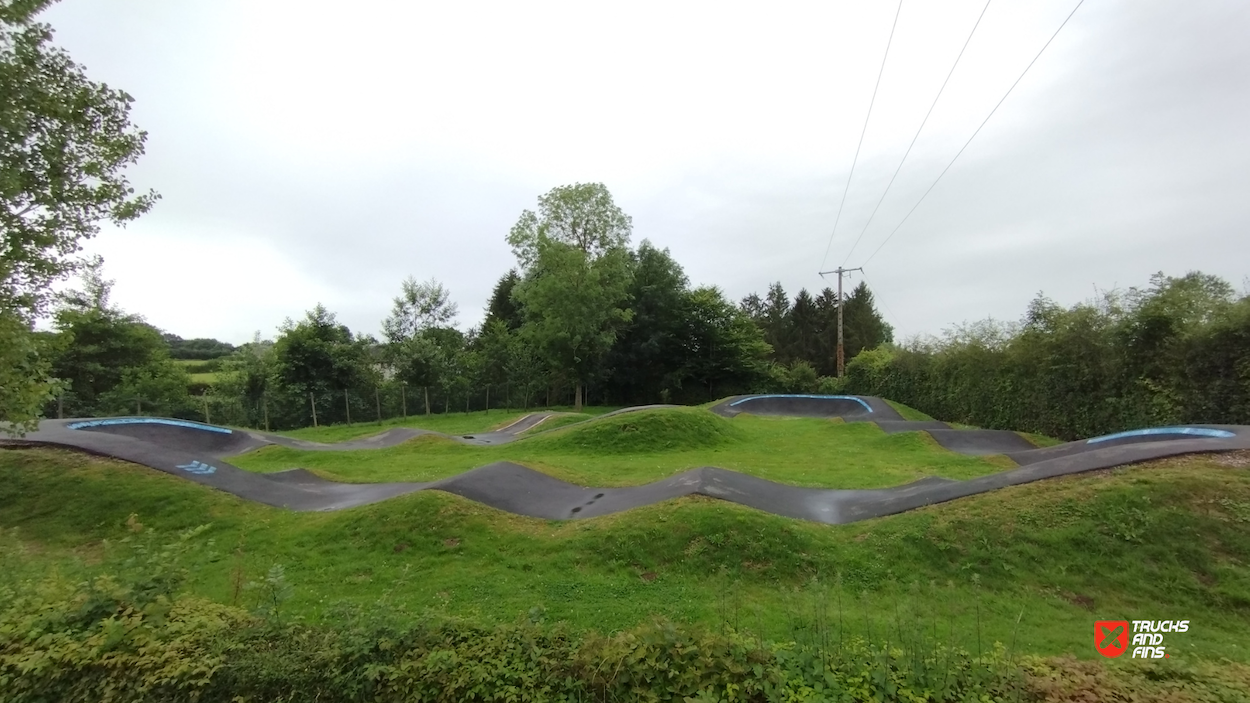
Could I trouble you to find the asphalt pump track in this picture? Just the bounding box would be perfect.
[9,396,1250,524]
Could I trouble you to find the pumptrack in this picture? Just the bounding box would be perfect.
[9,396,1249,524]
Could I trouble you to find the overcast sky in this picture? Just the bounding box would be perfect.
[38,0,1250,344]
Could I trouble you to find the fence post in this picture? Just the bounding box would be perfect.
[136,396,142,415]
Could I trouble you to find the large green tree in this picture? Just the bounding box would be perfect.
[507,183,633,411]
[1,1,158,432]
[813,287,841,376]
[47,259,188,417]
[682,286,773,399]
[381,276,457,344]
[214,333,277,429]
[755,283,792,363]
[603,241,690,404]
[841,281,894,360]
[788,289,820,365]
[380,276,462,415]
[273,305,368,425]
[482,269,523,332]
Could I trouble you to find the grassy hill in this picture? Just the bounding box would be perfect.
[234,409,1014,488]
[3,418,1249,664]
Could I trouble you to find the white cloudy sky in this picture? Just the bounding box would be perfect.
[38,0,1250,344]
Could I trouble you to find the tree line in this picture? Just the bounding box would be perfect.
[843,272,1250,439]
[5,5,1245,439]
[32,183,893,430]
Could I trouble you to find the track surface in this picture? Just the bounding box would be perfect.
[10,396,1250,523]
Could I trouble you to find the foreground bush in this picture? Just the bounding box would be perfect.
[0,581,1024,702]
[4,523,1249,702]
[7,570,1250,702]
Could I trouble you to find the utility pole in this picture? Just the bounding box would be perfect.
[818,266,862,377]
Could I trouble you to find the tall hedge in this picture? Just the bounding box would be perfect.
[844,273,1250,440]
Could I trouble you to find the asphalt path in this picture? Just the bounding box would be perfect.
[9,396,1249,523]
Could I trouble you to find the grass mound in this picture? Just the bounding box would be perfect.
[232,414,1030,488]
[520,412,593,433]
[530,407,745,454]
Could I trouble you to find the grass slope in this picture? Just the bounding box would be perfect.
[531,406,745,454]
[230,409,1014,488]
[520,412,594,433]
[884,399,935,422]
[2,446,1249,664]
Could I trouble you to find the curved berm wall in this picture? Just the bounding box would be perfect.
[710,394,903,420]
[67,418,266,456]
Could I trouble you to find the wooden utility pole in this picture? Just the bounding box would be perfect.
[818,266,862,377]
[310,392,318,427]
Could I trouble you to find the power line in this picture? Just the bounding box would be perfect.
[841,0,993,267]
[818,0,904,273]
[860,0,1086,268]
[859,269,901,334]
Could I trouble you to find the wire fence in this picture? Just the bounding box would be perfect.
[51,381,592,432]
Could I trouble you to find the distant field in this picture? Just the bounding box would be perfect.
[176,358,223,386]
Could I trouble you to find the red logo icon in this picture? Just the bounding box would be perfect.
[1095,621,1129,658]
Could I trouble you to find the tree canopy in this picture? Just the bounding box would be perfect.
[1,2,157,432]
[381,276,458,344]
[508,183,634,410]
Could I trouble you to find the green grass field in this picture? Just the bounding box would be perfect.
[176,358,223,385]
[3,404,1249,670]
[235,408,1016,488]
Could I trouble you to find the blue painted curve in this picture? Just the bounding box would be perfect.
[729,394,874,413]
[67,417,234,434]
[1086,427,1235,444]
